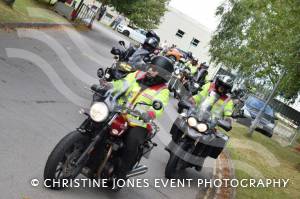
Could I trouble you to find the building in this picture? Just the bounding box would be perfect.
[155,6,218,78]
[155,7,211,61]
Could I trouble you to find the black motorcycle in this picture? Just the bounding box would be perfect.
[165,93,233,179]
[97,41,154,82]
[97,41,137,82]
[168,65,192,99]
[44,85,162,190]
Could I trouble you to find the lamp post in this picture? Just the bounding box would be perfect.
[248,71,285,136]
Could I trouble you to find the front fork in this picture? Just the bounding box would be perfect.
[74,119,106,168]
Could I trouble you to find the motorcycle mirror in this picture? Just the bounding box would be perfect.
[217,120,232,132]
[97,68,104,78]
[152,100,163,110]
[119,40,126,47]
[111,47,121,55]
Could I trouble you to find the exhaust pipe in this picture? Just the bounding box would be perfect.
[126,165,148,178]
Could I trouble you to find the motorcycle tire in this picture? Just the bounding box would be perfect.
[165,153,180,179]
[43,131,89,190]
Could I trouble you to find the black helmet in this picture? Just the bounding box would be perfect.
[215,75,234,94]
[200,62,209,69]
[186,51,193,59]
[143,37,159,52]
[140,56,174,86]
[191,59,198,66]
[151,56,174,73]
[146,30,160,42]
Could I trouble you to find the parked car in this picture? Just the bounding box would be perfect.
[238,95,276,137]
[116,24,147,43]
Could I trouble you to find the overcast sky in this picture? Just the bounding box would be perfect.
[170,0,224,31]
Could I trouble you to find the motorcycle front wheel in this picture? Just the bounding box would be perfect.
[43,131,89,189]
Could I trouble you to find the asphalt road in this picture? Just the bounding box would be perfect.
[0,23,215,199]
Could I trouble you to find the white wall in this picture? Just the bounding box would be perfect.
[155,7,218,78]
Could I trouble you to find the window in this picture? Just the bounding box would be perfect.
[246,96,274,116]
[191,38,200,47]
[105,13,113,19]
[176,29,185,38]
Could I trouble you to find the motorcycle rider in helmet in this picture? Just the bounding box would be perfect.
[184,52,198,75]
[177,75,234,119]
[127,31,160,69]
[189,75,234,120]
[194,62,209,84]
[92,56,174,179]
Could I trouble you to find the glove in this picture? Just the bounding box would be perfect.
[90,83,113,95]
[90,84,102,92]
[141,111,155,123]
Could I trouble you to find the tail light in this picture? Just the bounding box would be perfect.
[146,123,153,134]
[110,115,128,136]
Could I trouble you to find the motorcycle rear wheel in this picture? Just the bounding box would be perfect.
[43,131,89,189]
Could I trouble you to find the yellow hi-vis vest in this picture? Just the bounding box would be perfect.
[112,70,170,127]
[193,82,234,117]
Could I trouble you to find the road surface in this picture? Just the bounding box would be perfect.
[0,23,215,199]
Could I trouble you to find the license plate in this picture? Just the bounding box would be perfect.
[257,124,263,129]
[105,74,110,78]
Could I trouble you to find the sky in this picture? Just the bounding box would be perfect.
[170,0,224,31]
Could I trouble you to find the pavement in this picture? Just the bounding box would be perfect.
[0,23,215,199]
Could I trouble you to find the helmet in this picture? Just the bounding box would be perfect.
[191,59,198,66]
[186,51,193,59]
[146,30,160,42]
[200,62,209,69]
[215,75,234,94]
[141,56,174,85]
[151,56,174,74]
[143,37,159,52]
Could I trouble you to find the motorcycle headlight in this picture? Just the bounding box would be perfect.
[196,123,208,133]
[175,69,180,75]
[187,117,197,127]
[194,83,199,88]
[90,102,109,122]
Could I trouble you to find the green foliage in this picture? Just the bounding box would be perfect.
[98,0,169,29]
[210,0,300,101]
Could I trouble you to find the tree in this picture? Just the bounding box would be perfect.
[209,0,300,102]
[98,0,169,29]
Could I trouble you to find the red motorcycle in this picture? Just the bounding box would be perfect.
[44,84,162,190]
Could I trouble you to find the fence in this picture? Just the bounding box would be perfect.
[75,3,97,27]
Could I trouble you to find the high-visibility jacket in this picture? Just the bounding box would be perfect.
[193,82,234,117]
[185,61,197,75]
[112,70,170,127]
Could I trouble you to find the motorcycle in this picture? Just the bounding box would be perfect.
[97,41,138,82]
[44,84,162,190]
[164,92,233,179]
[168,59,192,99]
[97,41,158,82]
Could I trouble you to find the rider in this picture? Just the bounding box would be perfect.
[184,52,198,75]
[190,75,234,119]
[98,56,173,179]
[127,31,160,68]
[194,62,209,84]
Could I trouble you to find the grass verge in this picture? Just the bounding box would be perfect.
[226,122,300,199]
[0,0,68,23]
